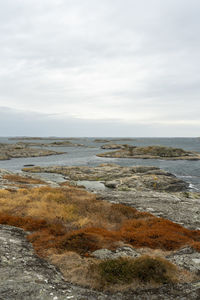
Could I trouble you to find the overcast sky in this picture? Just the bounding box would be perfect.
[0,0,200,137]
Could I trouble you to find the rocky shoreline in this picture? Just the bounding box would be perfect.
[21,163,200,230]
[0,143,64,160]
[97,145,200,160]
[22,164,189,192]
[15,141,87,147]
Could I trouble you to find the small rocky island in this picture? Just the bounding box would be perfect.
[15,141,85,147]
[98,145,200,160]
[94,138,135,143]
[0,143,64,160]
[101,143,124,149]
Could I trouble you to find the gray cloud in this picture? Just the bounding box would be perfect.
[0,0,200,136]
[0,106,199,137]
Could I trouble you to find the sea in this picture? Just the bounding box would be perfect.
[0,137,200,191]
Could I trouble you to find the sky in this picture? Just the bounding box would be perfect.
[0,0,200,137]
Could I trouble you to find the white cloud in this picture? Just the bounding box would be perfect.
[0,0,200,136]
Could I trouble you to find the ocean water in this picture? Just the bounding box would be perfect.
[0,137,200,191]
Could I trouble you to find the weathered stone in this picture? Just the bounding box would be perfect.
[23,164,189,192]
[0,225,200,299]
[131,166,160,173]
[16,141,86,147]
[94,139,111,143]
[166,247,200,274]
[0,143,64,160]
[101,144,124,150]
[97,145,200,160]
[0,169,59,190]
[92,247,140,260]
[0,168,200,299]
[104,180,119,188]
[98,189,200,230]
[0,225,114,300]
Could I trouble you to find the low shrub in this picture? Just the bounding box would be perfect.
[130,256,176,283]
[98,257,135,284]
[56,227,120,255]
[120,217,200,251]
[97,256,176,285]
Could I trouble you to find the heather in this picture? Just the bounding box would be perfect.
[0,185,199,290]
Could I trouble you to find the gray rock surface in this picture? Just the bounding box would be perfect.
[0,168,56,190]
[0,225,112,300]
[91,247,140,260]
[101,144,124,150]
[1,166,200,299]
[22,164,189,192]
[167,247,200,274]
[0,225,200,300]
[0,143,64,160]
[16,141,86,147]
[97,145,200,160]
[98,189,200,230]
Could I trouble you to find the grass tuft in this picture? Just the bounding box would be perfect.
[3,174,45,185]
[97,256,177,285]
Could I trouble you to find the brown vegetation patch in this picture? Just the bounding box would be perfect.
[0,213,48,231]
[51,251,196,292]
[0,185,200,291]
[0,184,200,292]
[130,146,189,157]
[96,256,177,285]
[0,186,200,257]
[120,218,200,251]
[3,174,45,185]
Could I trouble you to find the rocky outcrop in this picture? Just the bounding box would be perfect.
[167,247,200,274]
[0,168,200,299]
[94,139,111,143]
[48,141,85,147]
[0,225,114,300]
[0,169,59,190]
[21,163,200,229]
[16,141,86,147]
[94,139,135,143]
[0,225,200,299]
[98,189,200,230]
[9,137,80,141]
[91,247,140,260]
[0,143,64,160]
[97,145,200,160]
[22,164,189,192]
[101,144,125,150]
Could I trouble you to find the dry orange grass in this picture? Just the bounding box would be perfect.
[3,174,45,185]
[0,186,146,229]
[50,252,196,292]
[0,187,77,222]
[0,186,200,258]
[0,185,200,290]
[120,218,200,251]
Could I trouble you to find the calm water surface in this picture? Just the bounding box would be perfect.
[0,137,200,191]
